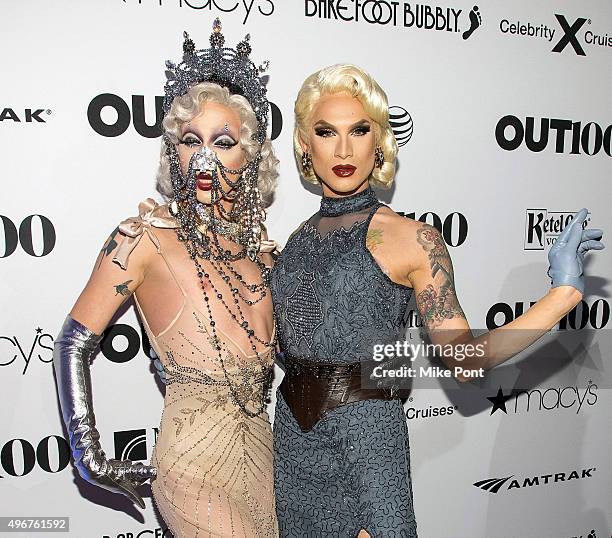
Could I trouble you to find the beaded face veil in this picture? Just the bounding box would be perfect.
[161,19,276,418]
[164,18,270,262]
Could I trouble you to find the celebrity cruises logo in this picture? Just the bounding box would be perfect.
[498,13,612,56]
[304,2,483,39]
[474,467,596,494]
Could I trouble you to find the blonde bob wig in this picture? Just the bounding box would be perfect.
[293,64,398,189]
[156,82,278,205]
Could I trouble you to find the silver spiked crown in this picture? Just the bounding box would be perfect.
[163,18,270,144]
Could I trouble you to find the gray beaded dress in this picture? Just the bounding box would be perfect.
[270,186,418,537]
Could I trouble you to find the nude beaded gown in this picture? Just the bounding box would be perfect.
[113,198,278,537]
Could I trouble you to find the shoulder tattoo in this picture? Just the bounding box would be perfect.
[97,227,120,270]
[415,226,466,329]
[366,228,384,250]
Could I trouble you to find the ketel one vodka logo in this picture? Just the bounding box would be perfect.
[524,208,590,250]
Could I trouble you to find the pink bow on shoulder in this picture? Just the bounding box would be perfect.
[113,198,177,270]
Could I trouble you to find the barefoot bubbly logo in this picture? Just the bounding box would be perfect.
[304,1,483,39]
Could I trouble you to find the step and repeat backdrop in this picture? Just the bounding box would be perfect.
[1,1,611,537]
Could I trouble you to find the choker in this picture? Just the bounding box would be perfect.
[319,185,379,217]
[195,203,244,243]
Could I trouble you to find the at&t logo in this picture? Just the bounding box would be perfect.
[389,105,414,147]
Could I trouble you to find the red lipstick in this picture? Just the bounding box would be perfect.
[196,171,212,191]
[332,165,356,177]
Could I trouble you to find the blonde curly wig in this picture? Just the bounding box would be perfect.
[293,64,398,189]
[156,82,278,205]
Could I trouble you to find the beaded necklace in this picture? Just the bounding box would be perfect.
[169,146,276,417]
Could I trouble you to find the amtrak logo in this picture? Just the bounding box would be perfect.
[474,467,596,494]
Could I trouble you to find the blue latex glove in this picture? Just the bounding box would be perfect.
[150,348,168,385]
[547,208,604,295]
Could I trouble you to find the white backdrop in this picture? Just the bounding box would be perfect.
[1,1,611,537]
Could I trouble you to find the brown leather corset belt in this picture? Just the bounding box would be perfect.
[279,355,398,432]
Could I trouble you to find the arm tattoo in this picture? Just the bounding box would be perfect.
[366,228,384,250]
[114,280,133,297]
[415,226,466,329]
[97,227,120,270]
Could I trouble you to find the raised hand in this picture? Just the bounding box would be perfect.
[547,208,604,295]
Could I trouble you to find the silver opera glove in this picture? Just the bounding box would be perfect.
[52,315,157,509]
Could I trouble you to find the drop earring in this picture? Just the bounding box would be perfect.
[301,151,312,174]
[374,146,384,168]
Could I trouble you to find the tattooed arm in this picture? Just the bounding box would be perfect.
[407,223,582,382]
[69,226,155,334]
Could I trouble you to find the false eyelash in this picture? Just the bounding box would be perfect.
[178,138,201,145]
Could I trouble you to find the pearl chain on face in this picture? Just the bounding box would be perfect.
[165,124,273,418]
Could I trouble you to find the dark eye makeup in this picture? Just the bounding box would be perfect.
[313,121,371,138]
[179,135,202,147]
[178,131,238,150]
[213,134,238,149]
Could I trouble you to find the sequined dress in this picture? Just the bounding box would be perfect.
[113,199,279,537]
[270,187,418,537]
